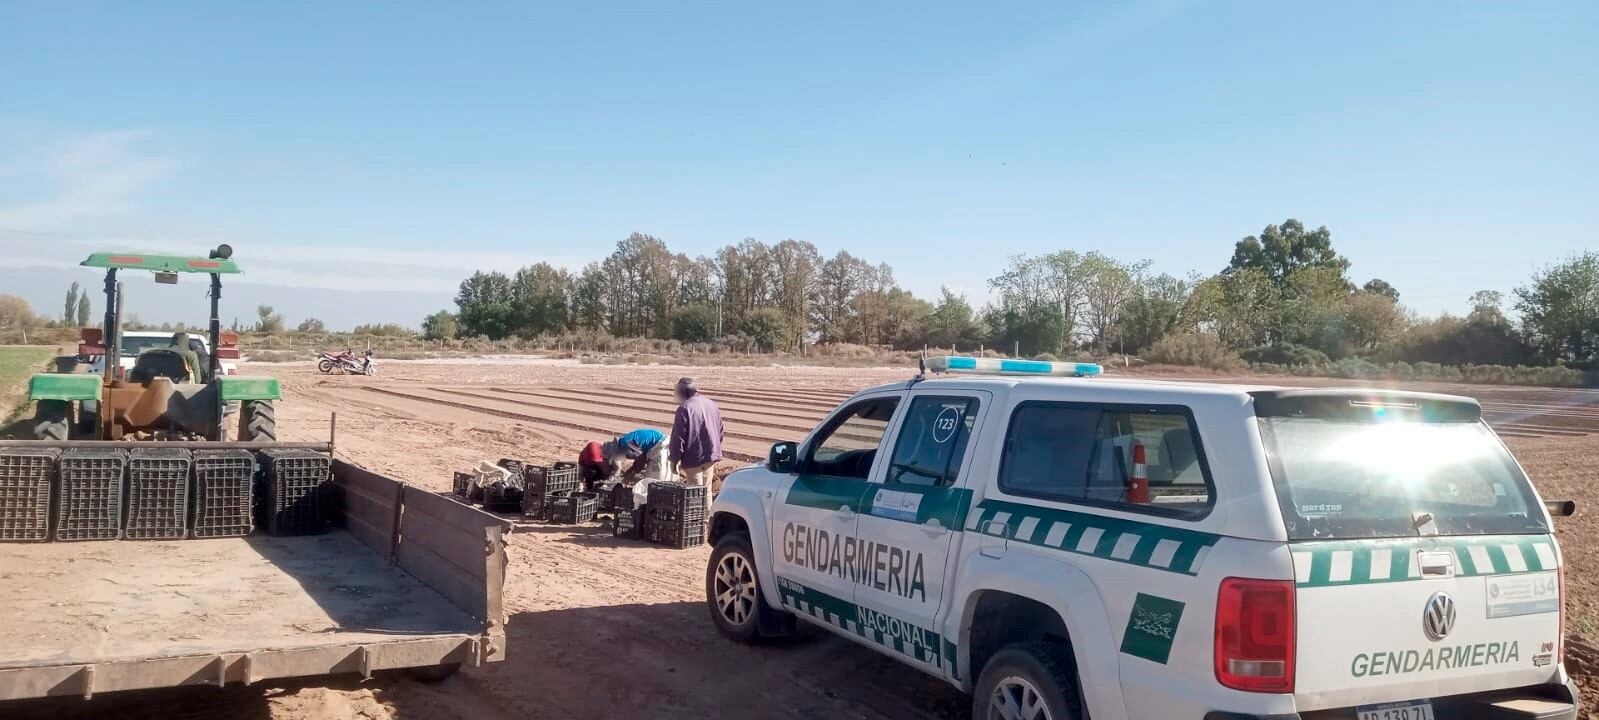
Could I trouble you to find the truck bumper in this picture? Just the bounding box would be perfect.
[1205,679,1579,720]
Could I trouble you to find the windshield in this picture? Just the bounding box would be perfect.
[1260,418,1548,540]
[119,336,205,356]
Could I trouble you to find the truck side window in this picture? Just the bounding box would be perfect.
[999,402,1213,517]
[883,396,980,487]
[803,397,900,480]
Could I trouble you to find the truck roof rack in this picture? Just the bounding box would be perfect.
[924,355,1103,378]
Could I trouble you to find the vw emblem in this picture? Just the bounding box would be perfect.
[1422,592,1457,641]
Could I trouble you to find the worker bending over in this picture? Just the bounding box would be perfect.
[669,377,723,487]
[578,440,618,486]
[607,428,670,483]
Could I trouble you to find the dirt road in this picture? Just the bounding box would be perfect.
[13,357,1599,719]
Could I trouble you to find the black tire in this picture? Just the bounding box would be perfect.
[971,642,1082,720]
[406,663,460,684]
[240,400,277,441]
[317,359,334,374]
[76,399,99,439]
[706,533,788,643]
[31,400,70,441]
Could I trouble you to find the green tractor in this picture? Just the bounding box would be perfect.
[27,245,282,442]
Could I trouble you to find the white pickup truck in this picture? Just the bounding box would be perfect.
[705,357,1579,720]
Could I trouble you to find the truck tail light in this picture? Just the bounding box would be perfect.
[1215,577,1295,693]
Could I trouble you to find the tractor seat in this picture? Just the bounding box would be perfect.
[130,349,192,383]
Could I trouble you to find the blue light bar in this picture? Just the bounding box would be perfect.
[925,356,1102,377]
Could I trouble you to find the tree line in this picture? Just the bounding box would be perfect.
[427,221,1599,369]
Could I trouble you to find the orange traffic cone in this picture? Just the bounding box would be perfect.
[1128,444,1150,504]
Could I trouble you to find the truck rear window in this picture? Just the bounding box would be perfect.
[1259,418,1548,539]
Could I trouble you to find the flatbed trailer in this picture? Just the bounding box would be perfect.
[0,458,509,701]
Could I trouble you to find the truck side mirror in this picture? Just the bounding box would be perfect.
[768,442,798,474]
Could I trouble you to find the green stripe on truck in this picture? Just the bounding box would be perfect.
[969,499,1221,576]
[1292,535,1557,588]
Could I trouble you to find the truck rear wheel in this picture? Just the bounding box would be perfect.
[972,642,1081,720]
[31,400,70,441]
[240,400,277,441]
[706,533,789,643]
[406,663,460,684]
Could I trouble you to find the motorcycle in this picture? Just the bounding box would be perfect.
[317,349,377,376]
[316,349,358,374]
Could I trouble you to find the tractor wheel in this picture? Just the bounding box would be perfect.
[32,400,70,441]
[240,400,277,442]
[76,400,100,439]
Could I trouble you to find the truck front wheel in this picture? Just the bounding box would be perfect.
[972,642,1082,720]
[706,533,789,643]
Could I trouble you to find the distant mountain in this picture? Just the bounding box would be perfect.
[0,265,451,331]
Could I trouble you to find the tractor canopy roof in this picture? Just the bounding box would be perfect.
[82,252,242,274]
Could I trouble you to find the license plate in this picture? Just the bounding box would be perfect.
[1357,701,1434,720]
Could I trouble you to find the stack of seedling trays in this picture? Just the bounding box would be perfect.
[259,449,331,536]
[0,448,59,542]
[545,490,598,525]
[480,459,525,513]
[191,449,255,538]
[644,482,707,549]
[521,463,579,520]
[54,448,128,541]
[124,448,192,540]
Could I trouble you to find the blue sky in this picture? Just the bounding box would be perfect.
[1,1,1595,327]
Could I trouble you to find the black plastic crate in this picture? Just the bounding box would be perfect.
[0,448,59,542]
[259,449,330,536]
[612,508,641,539]
[523,464,580,518]
[192,449,254,538]
[452,471,474,499]
[546,491,598,525]
[55,448,127,541]
[647,481,708,523]
[607,482,636,512]
[124,448,192,540]
[646,517,705,549]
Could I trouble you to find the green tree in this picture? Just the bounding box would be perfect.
[297,317,326,333]
[1515,252,1599,364]
[255,305,285,334]
[570,263,609,332]
[1362,278,1400,301]
[0,295,38,330]
[769,239,822,349]
[455,271,515,339]
[76,293,90,328]
[1227,219,1350,288]
[741,307,790,352]
[421,310,459,341]
[1080,252,1151,351]
[925,288,980,350]
[64,282,80,326]
[1277,266,1353,354]
[671,303,720,343]
[1342,291,1404,351]
[1117,273,1192,354]
[510,262,573,337]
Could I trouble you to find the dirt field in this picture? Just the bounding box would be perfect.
[12,357,1599,719]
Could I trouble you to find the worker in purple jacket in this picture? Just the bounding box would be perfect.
[669,377,723,487]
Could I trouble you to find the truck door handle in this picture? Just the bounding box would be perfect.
[921,518,949,537]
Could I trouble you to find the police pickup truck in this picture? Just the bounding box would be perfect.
[704,357,1579,720]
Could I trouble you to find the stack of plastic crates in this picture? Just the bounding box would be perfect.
[259,449,330,535]
[124,448,192,540]
[192,449,255,538]
[522,463,579,520]
[545,491,598,524]
[604,482,634,512]
[481,458,525,513]
[645,482,707,548]
[0,448,59,542]
[452,471,475,502]
[54,448,128,541]
[612,506,643,539]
